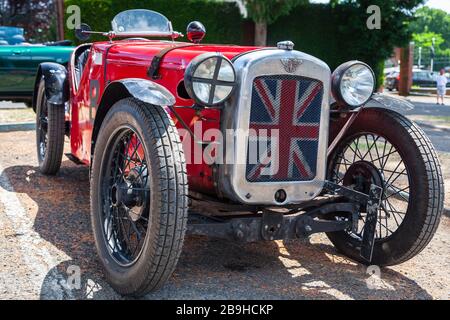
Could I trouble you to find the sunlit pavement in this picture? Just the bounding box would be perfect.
[381,92,450,154]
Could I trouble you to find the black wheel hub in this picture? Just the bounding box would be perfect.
[111,169,145,213]
[343,161,384,194]
[111,183,143,208]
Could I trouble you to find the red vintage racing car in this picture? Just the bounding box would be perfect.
[33,9,444,296]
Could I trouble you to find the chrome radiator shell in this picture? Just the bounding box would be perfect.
[218,49,331,205]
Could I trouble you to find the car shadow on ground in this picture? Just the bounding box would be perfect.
[0,162,433,300]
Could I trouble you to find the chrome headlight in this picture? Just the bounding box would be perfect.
[332,61,375,108]
[184,53,236,107]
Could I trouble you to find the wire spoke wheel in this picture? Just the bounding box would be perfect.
[100,127,151,266]
[326,109,443,266]
[330,133,411,240]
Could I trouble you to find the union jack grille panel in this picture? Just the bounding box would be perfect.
[246,75,323,183]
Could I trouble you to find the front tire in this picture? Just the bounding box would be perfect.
[35,79,65,175]
[90,98,188,296]
[327,108,444,266]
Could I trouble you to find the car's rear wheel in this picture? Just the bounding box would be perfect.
[327,108,444,266]
[90,98,188,296]
[35,79,65,175]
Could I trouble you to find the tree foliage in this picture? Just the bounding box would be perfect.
[0,0,57,43]
[241,0,306,46]
[328,0,424,85]
[409,6,450,53]
[412,32,444,49]
[243,0,304,24]
[270,1,424,86]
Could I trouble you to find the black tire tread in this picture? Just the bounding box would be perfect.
[131,98,188,294]
[386,110,444,263]
[36,80,65,175]
[91,98,188,296]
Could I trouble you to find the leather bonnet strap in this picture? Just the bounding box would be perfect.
[147,43,197,80]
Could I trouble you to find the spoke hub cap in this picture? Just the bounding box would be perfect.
[111,182,143,209]
[343,161,384,194]
[110,168,146,223]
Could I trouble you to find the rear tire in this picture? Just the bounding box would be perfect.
[35,79,65,175]
[327,108,444,266]
[90,98,188,296]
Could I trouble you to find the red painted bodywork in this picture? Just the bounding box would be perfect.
[68,40,258,194]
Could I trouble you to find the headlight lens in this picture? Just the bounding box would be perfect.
[192,82,211,103]
[332,61,375,108]
[185,53,236,106]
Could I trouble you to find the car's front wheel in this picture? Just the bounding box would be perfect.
[90,98,188,296]
[327,108,444,266]
[35,79,65,175]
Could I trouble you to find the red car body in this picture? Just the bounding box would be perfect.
[31,10,444,297]
[68,41,258,194]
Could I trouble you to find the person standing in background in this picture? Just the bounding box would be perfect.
[436,69,448,105]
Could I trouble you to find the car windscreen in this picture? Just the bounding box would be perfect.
[111,9,171,34]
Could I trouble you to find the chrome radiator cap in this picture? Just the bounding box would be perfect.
[277,40,294,51]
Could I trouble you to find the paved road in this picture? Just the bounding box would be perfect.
[405,103,450,118]
[0,130,448,300]
[382,94,450,153]
[409,119,450,154]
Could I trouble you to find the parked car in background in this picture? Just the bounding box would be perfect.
[385,69,450,91]
[385,70,399,91]
[412,69,437,88]
[0,26,74,107]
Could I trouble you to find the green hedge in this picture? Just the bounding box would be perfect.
[65,1,403,87]
[268,3,399,87]
[64,0,244,44]
[268,5,342,68]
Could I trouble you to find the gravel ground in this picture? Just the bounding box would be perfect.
[0,130,448,300]
[0,101,27,110]
[435,152,450,209]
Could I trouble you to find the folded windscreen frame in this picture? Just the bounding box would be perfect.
[111,9,173,36]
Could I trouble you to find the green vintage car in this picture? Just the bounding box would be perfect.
[0,26,74,107]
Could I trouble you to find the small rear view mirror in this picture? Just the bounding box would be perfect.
[75,23,92,42]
